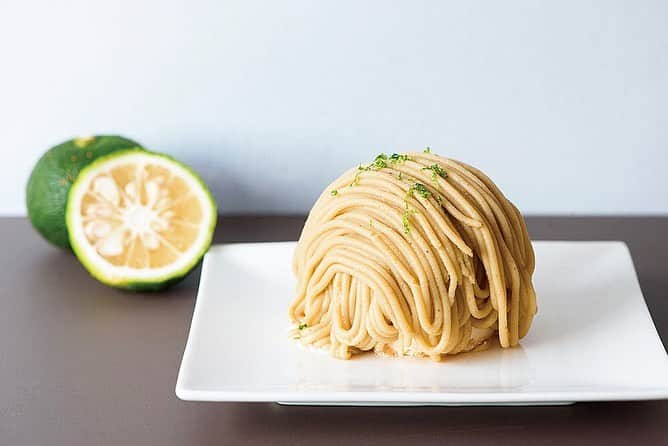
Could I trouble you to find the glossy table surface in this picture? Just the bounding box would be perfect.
[1,216,667,445]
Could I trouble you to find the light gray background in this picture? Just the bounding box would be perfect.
[1,0,666,215]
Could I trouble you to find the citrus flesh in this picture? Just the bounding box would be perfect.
[66,150,216,290]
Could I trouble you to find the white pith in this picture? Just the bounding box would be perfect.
[68,152,215,283]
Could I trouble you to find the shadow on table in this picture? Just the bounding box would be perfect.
[182,400,666,444]
[24,247,200,303]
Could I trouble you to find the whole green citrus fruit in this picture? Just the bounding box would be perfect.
[26,135,143,249]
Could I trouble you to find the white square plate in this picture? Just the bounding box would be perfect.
[176,241,668,405]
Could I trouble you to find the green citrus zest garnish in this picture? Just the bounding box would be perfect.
[422,164,447,183]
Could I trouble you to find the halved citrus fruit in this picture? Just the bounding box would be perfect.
[66,149,217,290]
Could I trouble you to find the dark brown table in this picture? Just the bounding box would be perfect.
[2,216,667,445]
